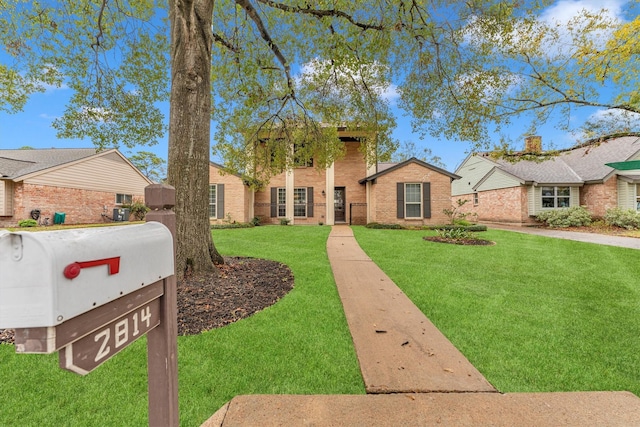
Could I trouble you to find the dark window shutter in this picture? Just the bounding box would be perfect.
[270,187,277,217]
[217,184,225,219]
[307,187,314,217]
[423,182,431,218]
[396,182,404,219]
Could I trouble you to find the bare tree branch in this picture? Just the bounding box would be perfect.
[256,0,385,30]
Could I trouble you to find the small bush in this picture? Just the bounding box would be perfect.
[536,206,592,228]
[437,228,473,239]
[18,219,38,227]
[365,222,405,229]
[604,208,640,230]
[211,222,253,229]
[279,218,291,226]
[122,199,149,221]
[250,216,261,226]
[424,224,487,232]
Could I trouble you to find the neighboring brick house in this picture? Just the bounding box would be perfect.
[209,132,460,226]
[452,134,640,224]
[0,148,152,227]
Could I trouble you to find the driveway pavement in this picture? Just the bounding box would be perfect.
[488,224,640,249]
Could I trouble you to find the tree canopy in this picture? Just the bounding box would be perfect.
[3,0,637,275]
[400,1,640,149]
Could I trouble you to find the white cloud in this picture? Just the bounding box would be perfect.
[539,0,626,26]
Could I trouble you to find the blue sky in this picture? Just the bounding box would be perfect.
[0,0,633,171]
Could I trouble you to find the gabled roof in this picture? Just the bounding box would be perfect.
[359,157,460,184]
[479,135,640,185]
[0,148,99,179]
[209,160,242,177]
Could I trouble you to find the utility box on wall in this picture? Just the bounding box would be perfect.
[0,222,174,329]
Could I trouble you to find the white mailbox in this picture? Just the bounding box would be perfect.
[0,222,174,329]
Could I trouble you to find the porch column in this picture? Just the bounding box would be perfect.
[286,169,294,224]
[326,162,335,225]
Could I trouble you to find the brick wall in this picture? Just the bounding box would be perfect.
[0,182,138,227]
[208,164,250,224]
[456,186,532,224]
[580,176,618,218]
[252,141,367,224]
[371,163,452,226]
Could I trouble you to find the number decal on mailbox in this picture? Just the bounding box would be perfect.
[60,299,161,375]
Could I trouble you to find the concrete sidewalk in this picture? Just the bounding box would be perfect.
[325,225,495,394]
[203,225,640,426]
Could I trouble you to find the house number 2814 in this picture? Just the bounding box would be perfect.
[94,306,152,362]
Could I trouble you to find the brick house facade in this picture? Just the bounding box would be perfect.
[209,138,460,226]
[453,135,640,224]
[0,149,152,227]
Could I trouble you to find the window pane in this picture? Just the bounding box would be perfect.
[557,197,570,207]
[209,185,216,218]
[557,187,570,196]
[294,188,306,204]
[542,197,555,208]
[277,188,286,217]
[406,204,421,218]
[405,183,421,203]
[293,188,306,217]
[541,187,554,197]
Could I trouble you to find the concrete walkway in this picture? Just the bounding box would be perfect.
[203,225,640,426]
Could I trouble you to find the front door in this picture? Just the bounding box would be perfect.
[334,187,346,223]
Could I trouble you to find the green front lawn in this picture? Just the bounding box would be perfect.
[0,226,363,427]
[352,226,640,396]
[2,225,638,427]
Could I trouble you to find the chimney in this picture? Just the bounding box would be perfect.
[524,136,542,153]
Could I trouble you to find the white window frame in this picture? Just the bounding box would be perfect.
[277,188,287,217]
[541,186,570,208]
[209,184,217,218]
[404,183,422,219]
[115,193,133,205]
[293,187,307,217]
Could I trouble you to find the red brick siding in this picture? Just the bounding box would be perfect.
[254,173,286,224]
[208,165,250,224]
[371,164,452,226]
[580,177,618,218]
[456,186,532,224]
[0,182,140,227]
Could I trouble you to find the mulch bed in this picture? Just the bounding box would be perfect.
[0,256,294,345]
[423,236,496,245]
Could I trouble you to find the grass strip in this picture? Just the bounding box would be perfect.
[0,226,363,426]
[352,226,640,397]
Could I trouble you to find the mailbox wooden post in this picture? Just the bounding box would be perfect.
[145,184,179,427]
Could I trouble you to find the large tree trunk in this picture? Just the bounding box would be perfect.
[168,0,224,279]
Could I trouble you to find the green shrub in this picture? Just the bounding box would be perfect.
[279,218,291,226]
[604,208,640,230]
[424,224,487,232]
[536,206,592,228]
[365,222,405,229]
[18,219,38,227]
[122,199,149,221]
[437,227,473,239]
[250,216,261,226]
[211,222,253,229]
